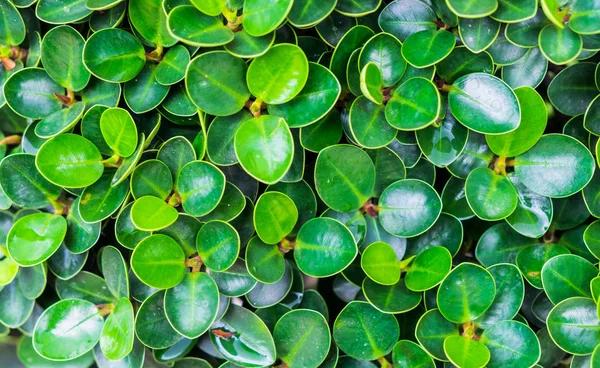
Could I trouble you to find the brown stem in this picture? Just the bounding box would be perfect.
[185,255,203,272]
[167,191,182,207]
[439,83,453,93]
[211,329,235,339]
[279,238,295,253]
[0,135,21,147]
[361,201,379,218]
[246,98,264,117]
[1,57,15,70]
[96,303,115,316]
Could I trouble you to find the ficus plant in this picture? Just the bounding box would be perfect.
[0,0,599,367]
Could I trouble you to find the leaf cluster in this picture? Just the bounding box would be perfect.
[0,0,599,367]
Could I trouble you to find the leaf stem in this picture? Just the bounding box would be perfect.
[102,154,122,168]
[279,238,295,253]
[167,191,182,207]
[96,303,115,316]
[247,98,264,117]
[0,135,21,147]
[493,155,508,176]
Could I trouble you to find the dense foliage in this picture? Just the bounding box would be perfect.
[0,0,600,367]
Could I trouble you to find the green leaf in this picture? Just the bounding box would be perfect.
[247,44,309,104]
[541,254,596,304]
[254,191,298,244]
[135,290,183,349]
[437,263,496,323]
[385,77,441,130]
[362,278,422,314]
[234,115,294,184]
[200,182,246,222]
[486,87,547,156]
[4,68,63,119]
[475,263,524,328]
[492,0,537,22]
[487,32,528,66]
[19,335,95,368]
[547,297,600,355]
[100,297,134,360]
[157,136,196,184]
[294,217,357,277]
[0,279,34,328]
[505,174,553,238]
[224,29,276,58]
[165,272,219,338]
[243,0,293,37]
[379,179,442,237]
[444,336,491,368]
[446,0,498,17]
[405,246,452,292]
[156,45,190,86]
[0,153,61,209]
[361,241,401,285]
[245,236,285,284]
[101,246,129,299]
[405,213,463,257]
[33,299,103,360]
[123,63,170,114]
[441,177,475,220]
[505,9,548,47]
[415,102,469,167]
[168,5,233,46]
[189,0,225,15]
[459,17,500,53]
[502,47,548,89]
[55,271,115,304]
[36,0,92,23]
[115,202,150,250]
[548,62,598,116]
[7,213,66,266]
[480,320,541,368]
[570,0,600,34]
[300,110,343,152]
[268,62,341,127]
[177,161,225,216]
[539,24,582,65]
[359,33,406,87]
[437,46,494,85]
[378,0,437,42]
[83,28,145,83]
[514,134,595,198]
[131,234,186,289]
[315,145,375,212]
[209,304,276,367]
[100,108,138,158]
[465,167,518,221]
[392,340,435,368]
[360,63,383,105]
[448,73,520,134]
[274,309,331,367]
[186,51,250,116]
[288,0,336,27]
[196,220,239,271]
[0,0,25,46]
[35,102,86,139]
[131,159,173,200]
[402,30,455,68]
[131,196,178,231]
[333,301,399,360]
[41,26,90,91]
[128,0,176,47]
[329,25,374,90]
[349,96,397,148]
